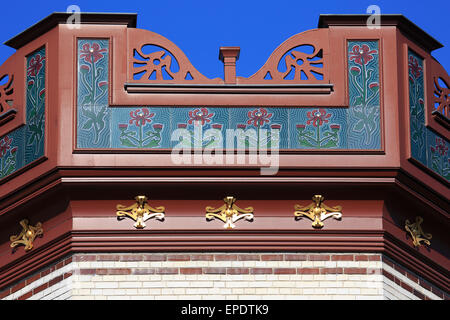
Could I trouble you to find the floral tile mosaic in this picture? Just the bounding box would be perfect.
[2,39,447,182]
[170,107,229,149]
[347,41,381,150]
[112,107,171,149]
[408,50,427,165]
[228,107,288,150]
[77,39,110,148]
[1,47,46,180]
[408,50,449,181]
[289,107,347,149]
[76,39,385,154]
[0,128,24,178]
[426,130,449,179]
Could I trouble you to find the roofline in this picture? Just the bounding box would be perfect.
[4,13,444,53]
[318,14,443,52]
[4,12,138,50]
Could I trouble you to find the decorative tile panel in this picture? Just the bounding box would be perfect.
[408,50,449,181]
[170,107,228,150]
[111,107,170,149]
[0,129,22,178]
[229,107,287,150]
[77,39,110,148]
[408,51,427,165]
[0,47,45,180]
[426,131,449,179]
[289,107,347,149]
[25,47,46,163]
[76,39,383,152]
[347,41,381,149]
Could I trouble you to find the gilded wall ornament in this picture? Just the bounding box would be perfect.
[294,195,342,228]
[116,195,165,229]
[405,216,432,247]
[10,219,43,252]
[205,196,254,229]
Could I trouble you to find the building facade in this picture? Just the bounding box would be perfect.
[0,13,448,300]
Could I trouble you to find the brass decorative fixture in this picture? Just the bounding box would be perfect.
[116,195,165,229]
[10,219,43,252]
[405,216,432,247]
[205,196,254,229]
[294,195,342,228]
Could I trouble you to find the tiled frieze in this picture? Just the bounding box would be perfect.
[76,40,382,151]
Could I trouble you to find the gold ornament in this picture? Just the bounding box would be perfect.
[10,219,43,252]
[116,195,165,229]
[206,196,254,229]
[405,216,432,247]
[294,195,342,228]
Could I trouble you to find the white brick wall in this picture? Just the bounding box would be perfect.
[68,253,384,300]
[3,263,74,300]
[2,253,444,300]
[381,262,441,300]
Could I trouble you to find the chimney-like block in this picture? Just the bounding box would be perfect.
[219,47,240,84]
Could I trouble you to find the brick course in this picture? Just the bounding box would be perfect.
[1,253,447,300]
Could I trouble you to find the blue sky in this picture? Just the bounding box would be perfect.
[0,0,448,78]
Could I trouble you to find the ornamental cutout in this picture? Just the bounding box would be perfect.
[276,45,324,81]
[240,29,329,84]
[0,74,14,123]
[127,28,221,84]
[433,77,450,124]
[133,45,182,81]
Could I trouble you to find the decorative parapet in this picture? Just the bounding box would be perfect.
[238,28,329,85]
[128,28,221,85]
[0,12,447,188]
[123,27,337,100]
[76,35,381,151]
[0,74,15,126]
[428,59,450,132]
[0,54,23,135]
